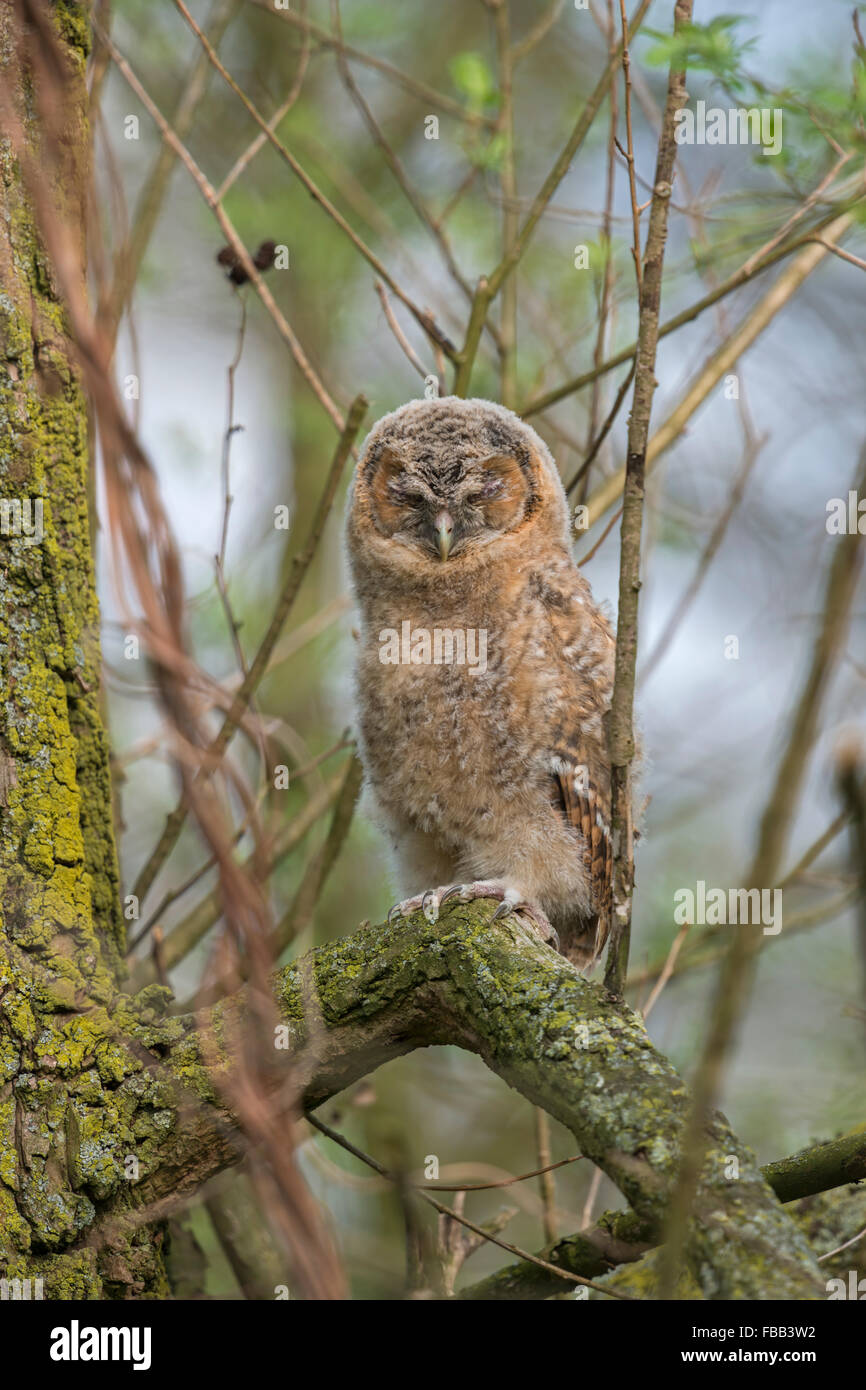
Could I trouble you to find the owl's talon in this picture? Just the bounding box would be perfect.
[421,889,440,924]
[490,895,558,951]
[386,886,449,927]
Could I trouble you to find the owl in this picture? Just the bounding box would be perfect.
[345,396,615,969]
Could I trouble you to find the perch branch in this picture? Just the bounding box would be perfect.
[115,906,824,1301]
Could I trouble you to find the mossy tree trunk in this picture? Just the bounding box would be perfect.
[0,0,168,1296]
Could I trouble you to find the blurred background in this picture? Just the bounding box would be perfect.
[98,0,866,1295]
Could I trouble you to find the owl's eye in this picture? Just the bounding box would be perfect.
[386,478,416,505]
[467,477,504,503]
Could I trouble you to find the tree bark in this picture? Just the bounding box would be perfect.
[0,0,167,1297]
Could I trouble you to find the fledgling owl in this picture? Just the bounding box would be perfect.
[345,396,614,969]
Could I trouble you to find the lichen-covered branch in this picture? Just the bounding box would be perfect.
[171,906,826,1299]
[763,1125,866,1205]
[2,898,829,1297]
[459,1123,866,1299]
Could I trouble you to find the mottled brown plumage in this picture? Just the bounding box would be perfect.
[345,396,614,968]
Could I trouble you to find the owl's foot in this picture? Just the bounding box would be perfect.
[479,884,560,953]
[387,887,453,927]
[388,880,560,952]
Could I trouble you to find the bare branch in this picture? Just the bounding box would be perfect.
[657,443,866,1295]
[605,0,694,995]
[173,0,459,363]
[96,20,348,429]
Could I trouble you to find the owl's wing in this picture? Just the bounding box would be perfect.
[534,571,614,965]
[551,749,612,920]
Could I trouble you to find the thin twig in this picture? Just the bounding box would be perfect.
[374,281,430,380]
[217,295,247,570]
[105,0,242,338]
[533,1106,558,1245]
[580,1166,604,1232]
[817,1223,866,1263]
[605,0,694,995]
[580,0,619,502]
[638,432,765,686]
[490,0,519,406]
[97,21,347,430]
[420,1152,584,1193]
[577,504,622,567]
[216,0,311,200]
[808,236,866,272]
[454,0,655,395]
[131,396,368,906]
[173,0,460,361]
[521,196,865,417]
[628,881,857,995]
[330,0,473,306]
[657,444,866,1297]
[486,0,654,302]
[307,1115,633,1299]
[567,363,635,496]
[511,0,566,64]
[618,0,643,296]
[584,211,857,529]
[247,0,498,129]
[641,924,689,1021]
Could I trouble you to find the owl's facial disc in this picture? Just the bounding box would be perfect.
[368,447,529,562]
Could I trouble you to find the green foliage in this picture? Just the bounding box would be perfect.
[641,15,757,93]
[448,50,500,114]
[468,130,508,172]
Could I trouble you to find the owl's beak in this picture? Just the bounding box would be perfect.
[434,509,454,561]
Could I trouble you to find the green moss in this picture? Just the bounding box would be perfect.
[0,0,167,1297]
[53,1,93,60]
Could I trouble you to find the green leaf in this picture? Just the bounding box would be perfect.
[449,51,499,112]
[468,131,508,172]
[641,15,757,93]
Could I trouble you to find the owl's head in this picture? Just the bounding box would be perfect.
[347,397,570,584]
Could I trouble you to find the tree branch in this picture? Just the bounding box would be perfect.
[605,0,693,993]
[583,210,857,529]
[459,1123,866,1299]
[117,906,824,1300]
[521,200,863,419]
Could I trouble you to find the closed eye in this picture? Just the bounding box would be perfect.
[387,480,424,506]
[466,477,504,503]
